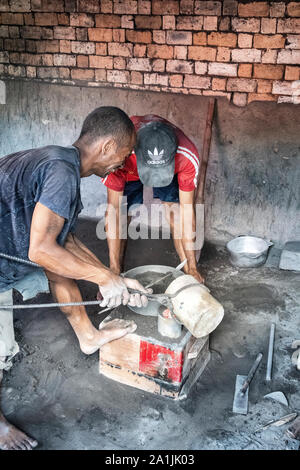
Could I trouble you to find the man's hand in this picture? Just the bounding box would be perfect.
[188,268,205,284]
[98,274,152,308]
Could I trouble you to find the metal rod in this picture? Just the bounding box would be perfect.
[0,252,39,267]
[240,353,263,395]
[266,323,276,381]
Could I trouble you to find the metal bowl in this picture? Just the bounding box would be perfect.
[226,236,273,268]
[124,265,184,316]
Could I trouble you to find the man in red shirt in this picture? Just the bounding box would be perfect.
[101,114,204,284]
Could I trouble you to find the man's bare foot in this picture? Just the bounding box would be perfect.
[79,319,137,355]
[0,416,38,450]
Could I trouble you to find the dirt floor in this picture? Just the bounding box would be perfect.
[1,218,300,450]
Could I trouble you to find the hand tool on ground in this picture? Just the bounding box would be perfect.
[195,97,216,262]
[233,353,263,415]
[145,259,187,289]
[266,322,276,381]
[264,391,289,407]
[253,413,298,433]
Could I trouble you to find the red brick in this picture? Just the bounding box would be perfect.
[277,19,300,34]
[208,62,237,77]
[217,47,230,62]
[95,69,107,81]
[176,16,203,30]
[6,64,25,76]
[0,0,9,11]
[37,67,59,79]
[135,15,161,29]
[41,28,54,39]
[108,42,133,57]
[152,58,165,71]
[8,52,20,63]
[101,0,112,13]
[126,30,152,43]
[253,64,284,80]
[42,54,53,66]
[232,18,260,33]
[60,39,71,53]
[188,46,216,61]
[184,74,211,89]
[134,44,146,57]
[257,79,272,93]
[233,92,247,106]
[77,55,88,67]
[59,67,70,79]
[238,64,252,77]
[0,51,9,63]
[26,65,36,77]
[223,0,237,16]
[24,13,34,25]
[163,15,176,30]
[272,80,296,95]
[254,35,285,49]
[286,35,300,49]
[227,78,257,92]
[138,0,151,14]
[89,55,113,69]
[207,32,236,47]
[152,1,179,15]
[153,30,166,44]
[261,18,276,35]
[53,53,76,66]
[0,25,9,37]
[270,2,285,17]
[203,16,218,31]
[148,44,173,59]
[31,0,64,12]
[285,66,300,81]
[65,0,77,12]
[248,93,277,103]
[287,3,300,17]
[71,68,95,80]
[58,14,69,25]
[36,40,59,53]
[144,72,168,86]
[169,74,183,87]
[8,25,19,38]
[166,59,193,73]
[212,77,226,90]
[35,13,58,26]
[174,45,187,59]
[131,71,143,84]
[262,50,277,64]
[238,34,252,48]
[113,57,126,69]
[78,0,100,13]
[121,15,134,28]
[76,28,88,41]
[238,2,269,17]
[231,49,261,63]
[95,14,121,28]
[193,32,207,45]
[4,38,25,51]
[53,26,75,40]
[113,29,125,42]
[107,69,130,83]
[180,0,193,15]
[70,13,94,27]
[194,1,222,15]
[277,50,300,65]
[72,41,95,55]
[195,62,207,74]
[88,28,112,42]
[166,31,192,45]
[219,17,231,31]
[127,57,152,71]
[96,43,107,55]
[114,0,137,14]
[1,12,23,24]
[19,52,43,65]
[25,39,36,52]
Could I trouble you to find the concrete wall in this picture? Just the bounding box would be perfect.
[0,79,299,246]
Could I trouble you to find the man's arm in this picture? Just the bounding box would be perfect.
[179,190,204,283]
[105,188,124,274]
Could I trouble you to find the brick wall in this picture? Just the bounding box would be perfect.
[0,1,300,106]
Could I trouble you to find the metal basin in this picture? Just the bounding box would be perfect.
[124,265,184,316]
[226,236,273,268]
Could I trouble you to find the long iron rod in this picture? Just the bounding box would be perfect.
[266,323,276,381]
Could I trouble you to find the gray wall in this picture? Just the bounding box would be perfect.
[0,79,299,247]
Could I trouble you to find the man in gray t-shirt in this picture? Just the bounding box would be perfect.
[0,107,150,451]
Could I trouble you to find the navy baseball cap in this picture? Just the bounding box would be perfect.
[134,121,178,187]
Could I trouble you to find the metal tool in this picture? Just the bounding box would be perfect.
[266,322,275,381]
[264,391,289,407]
[145,259,187,289]
[254,413,298,433]
[233,353,263,415]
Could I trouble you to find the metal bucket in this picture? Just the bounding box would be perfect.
[226,236,273,268]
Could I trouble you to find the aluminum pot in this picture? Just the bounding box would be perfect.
[226,235,273,268]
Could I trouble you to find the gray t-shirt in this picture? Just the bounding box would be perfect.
[0,145,83,292]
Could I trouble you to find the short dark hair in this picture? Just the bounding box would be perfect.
[79,106,135,147]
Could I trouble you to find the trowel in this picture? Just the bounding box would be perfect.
[233,353,263,415]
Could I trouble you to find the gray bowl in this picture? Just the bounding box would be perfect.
[226,236,273,268]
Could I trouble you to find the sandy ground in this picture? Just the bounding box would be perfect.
[1,219,299,450]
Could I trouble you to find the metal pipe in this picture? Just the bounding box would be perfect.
[0,252,39,267]
[266,323,276,381]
